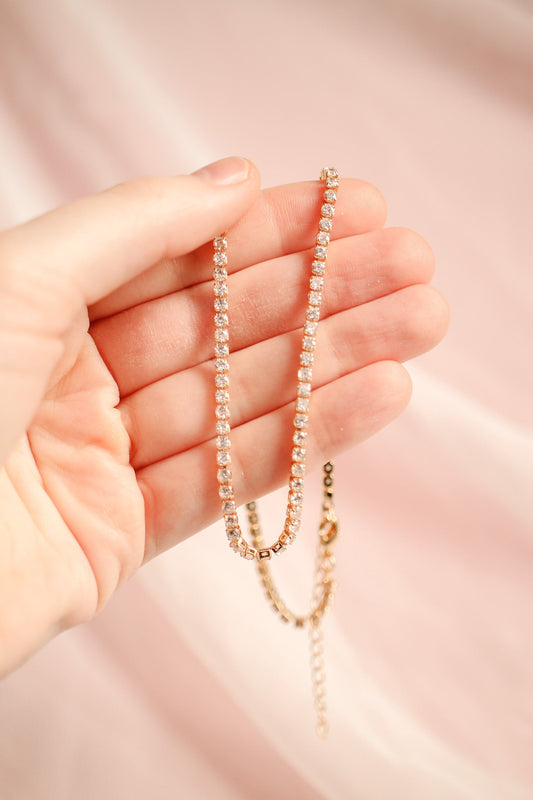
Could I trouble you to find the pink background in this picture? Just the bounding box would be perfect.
[0,0,532,797]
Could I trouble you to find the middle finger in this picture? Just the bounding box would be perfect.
[90,226,434,397]
[121,280,446,471]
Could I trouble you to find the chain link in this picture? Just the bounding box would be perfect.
[246,462,338,737]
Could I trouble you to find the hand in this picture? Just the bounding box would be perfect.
[0,157,448,676]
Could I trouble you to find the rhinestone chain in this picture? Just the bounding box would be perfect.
[213,168,340,561]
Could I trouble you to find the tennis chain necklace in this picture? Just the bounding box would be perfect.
[213,168,340,737]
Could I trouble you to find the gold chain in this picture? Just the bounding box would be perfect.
[245,462,338,737]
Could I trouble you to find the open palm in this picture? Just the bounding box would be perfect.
[0,161,448,675]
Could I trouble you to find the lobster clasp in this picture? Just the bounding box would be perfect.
[319,510,338,545]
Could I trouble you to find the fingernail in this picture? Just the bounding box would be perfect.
[193,157,250,186]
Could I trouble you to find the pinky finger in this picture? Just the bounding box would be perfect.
[138,360,412,560]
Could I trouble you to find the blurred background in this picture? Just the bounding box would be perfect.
[0,0,532,797]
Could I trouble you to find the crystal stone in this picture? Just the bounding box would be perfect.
[316,231,330,246]
[226,528,240,541]
[306,307,320,321]
[325,176,339,189]
[214,297,228,312]
[217,451,231,466]
[215,420,230,434]
[290,477,304,491]
[214,344,229,358]
[282,524,297,539]
[225,513,239,527]
[292,447,306,462]
[223,500,236,514]
[214,358,228,372]
[319,217,332,231]
[321,203,334,217]
[214,236,227,250]
[310,276,323,291]
[217,468,232,483]
[293,430,307,446]
[215,389,229,404]
[215,374,229,388]
[297,382,311,397]
[324,189,337,203]
[213,282,227,296]
[311,261,326,276]
[296,397,309,413]
[215,328,229,342]
[287,521,300,534]
[213,267,227,281]
[217,450,231,467]
[314,246,327,260]
[215,405,230,419]
[215,312,228,327]
[291,462,305,477]
[213,251,227,267]
[219,485,233,499]
[289,490,304,506]
[308,291,322,306]
[302,336,316,351]
[298,367,312,383]
[294,414,308,430]
[216,435,230,450]
[300,351,313,367]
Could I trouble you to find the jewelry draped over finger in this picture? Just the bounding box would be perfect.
[213,168,341,738]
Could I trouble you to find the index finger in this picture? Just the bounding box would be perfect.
[90,177,387,321]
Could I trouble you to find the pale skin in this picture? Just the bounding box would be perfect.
[0,157,449,677]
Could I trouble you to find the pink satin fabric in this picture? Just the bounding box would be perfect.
[0,0,532,797]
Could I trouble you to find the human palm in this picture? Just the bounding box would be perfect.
[0,162,448,675]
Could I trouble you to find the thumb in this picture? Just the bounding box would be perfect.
[0,156,260,308]
[0,157,260,462]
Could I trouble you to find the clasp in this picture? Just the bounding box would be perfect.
[319,510,338,544]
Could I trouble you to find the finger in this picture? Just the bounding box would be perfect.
[91,227,434,397]
[0,157,260,316]
[137,361,412,559]
[89,177,387,321]
[0,157,260,463]
[122,284,448,470]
